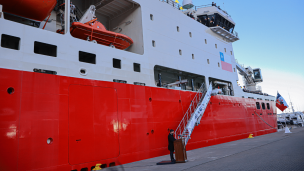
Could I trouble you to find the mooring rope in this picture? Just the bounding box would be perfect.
[254,111,276,129]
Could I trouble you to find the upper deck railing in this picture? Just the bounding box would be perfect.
[159,0,231,17]
[159,0,183,10]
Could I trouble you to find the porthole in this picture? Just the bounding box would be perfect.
[177,26,180,32]
[150,14,153,20]
[234,68,236,72]
[215,44,217,48]
[224,48,226,52]
[189,32,192,37]
[7,87,15,94]
[231,51,233,55]
[79,68,87,76]
[47,138,53,144]
[205,39,207,44]
[192,54,194,59]
[218,62,220,67]
[179,49,182,55]
[207,59,210,64]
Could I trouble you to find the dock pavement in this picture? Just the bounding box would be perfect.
[103,127,304,171]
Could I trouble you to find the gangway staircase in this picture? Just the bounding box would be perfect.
[175,82,213,145]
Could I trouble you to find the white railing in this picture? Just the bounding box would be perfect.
[159,0,183,10]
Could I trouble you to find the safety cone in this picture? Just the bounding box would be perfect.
[285,127,292,133]
[248,134,254,138]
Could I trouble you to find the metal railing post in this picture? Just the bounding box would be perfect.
[65,0,70,34]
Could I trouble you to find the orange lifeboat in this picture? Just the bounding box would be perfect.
[0,0,57,21]
[70,19,133,50]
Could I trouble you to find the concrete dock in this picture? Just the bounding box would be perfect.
[104,127,304,171]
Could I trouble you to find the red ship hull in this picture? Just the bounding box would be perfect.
[0,68,277,171]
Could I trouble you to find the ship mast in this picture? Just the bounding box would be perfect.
[288,93,295,113]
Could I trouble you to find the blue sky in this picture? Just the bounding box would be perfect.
[180,0,304,112]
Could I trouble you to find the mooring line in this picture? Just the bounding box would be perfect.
[254,111,276,129]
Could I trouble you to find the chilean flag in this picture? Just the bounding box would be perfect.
[276,92,289,112]
[220,52,233,72]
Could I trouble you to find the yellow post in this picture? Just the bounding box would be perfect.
[92,164,102,170]
[248,134,254,138]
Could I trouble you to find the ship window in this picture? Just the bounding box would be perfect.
[234,68,236,72]
[207,59,210,64]
[218,62,220,67]
[192,54,194,59]
[224,48,226,52]
[267,103,270,110]
[34,41,57,57]
[215,44,217,48]
[1,34,20,50]
[133,63,140,72]
[113,58,121,69]
[256,102,260,109]
[113,79,126,83]
[177,26,180,32]
[231,51,233,55]
[79,51,96,64]
[134,82,145,86]
[189,32,192,37]
[262,103,266,110]
[205,39,207,44]
[152,40,155,47]
[150,14,153,20]
[179,49,182,55]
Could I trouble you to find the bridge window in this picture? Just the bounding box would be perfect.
[198,13,235,33]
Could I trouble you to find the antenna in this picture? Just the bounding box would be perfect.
[288,92,295,113]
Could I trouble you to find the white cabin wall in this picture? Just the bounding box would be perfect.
[139,0,239,91]
[109,6,144,55]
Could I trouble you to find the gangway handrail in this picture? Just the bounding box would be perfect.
[175,82,213,145]
[174,83,205,139]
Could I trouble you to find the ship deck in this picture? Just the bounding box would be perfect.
[105,126,304,171]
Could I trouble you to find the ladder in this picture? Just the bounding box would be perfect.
[175,82,213,145]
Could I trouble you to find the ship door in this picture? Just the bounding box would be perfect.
[68,85,120,165]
